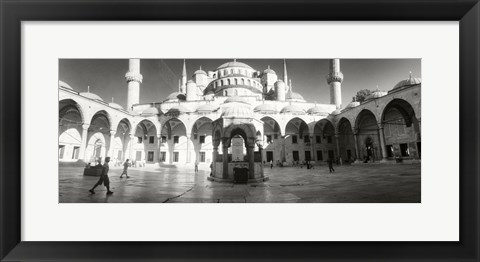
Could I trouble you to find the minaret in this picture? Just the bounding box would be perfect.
[125,59,143,111]
[326,59,344,109]
[181,59,187,93]
[283,59,289,91]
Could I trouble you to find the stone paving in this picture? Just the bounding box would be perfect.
[59,163,421,203]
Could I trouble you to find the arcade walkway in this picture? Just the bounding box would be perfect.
[59,163,420,203]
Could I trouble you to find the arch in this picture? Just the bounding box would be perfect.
[235,78,238,85]
[285,117,310,139]
[355,109,381,161]
[241,78,245,85]
[223,123,256,147]
[337,117,356,162]
[381,99,421,159]
[59,98,85,124]
[381,99,417,127]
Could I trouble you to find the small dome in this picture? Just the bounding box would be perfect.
[307,106,329,116]
[263,68,276,74]
[194,69,207,75]
[365,90,387,101]
[331,109,342,115]
[224,96,250,105]
[166,92,186,101]
[196,104,218,113]
[142,107,160,115]
[286,92,305,101]
[166,105,191,115]
[254,104,277,114]
[80,92,103,101]
[345,101,360,109]
[108,102,124,110]
[59,80,74,90]
[274,80,286,88]
[187,80,195,84]
[280,105,305,114]
[393,75,421,90]
[221,105,253,118]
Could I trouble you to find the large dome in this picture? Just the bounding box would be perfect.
[393,75,422,90]
[217,61,253,70]
[280,105,305,115]
[80,92,103,101]
[221,105,253,118]
[365,90,387,102]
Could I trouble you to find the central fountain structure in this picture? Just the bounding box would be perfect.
[208,98,268,183]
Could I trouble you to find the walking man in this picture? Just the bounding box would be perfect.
[120,159,130,178]
[194,160,199,173]
[270,160,273,169]
[89,157,114,194]
[328,158,335,173]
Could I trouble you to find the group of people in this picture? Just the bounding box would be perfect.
[270,158,336,173]
[89,158,131,195]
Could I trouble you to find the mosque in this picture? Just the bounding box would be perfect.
[59,59,421,181]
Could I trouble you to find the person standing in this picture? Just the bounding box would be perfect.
[120,159,130,178]
[270,160,273,169]
[89,157,113,195]
[194,160,199,173]
[328,158,335,173]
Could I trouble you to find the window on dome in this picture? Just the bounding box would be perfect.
[227,79,231,85]
[241,78,245,85]
[235,79,238,85]
[220,80,224,86]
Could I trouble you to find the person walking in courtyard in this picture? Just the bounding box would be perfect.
[195,160,199,173]
[89,157,113,195]
[328,157,335,173]
[120,159,130,178]
[270,160,273,169]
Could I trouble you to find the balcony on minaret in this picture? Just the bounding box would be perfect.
[326,71,344,84]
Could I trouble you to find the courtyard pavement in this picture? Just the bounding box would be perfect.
[59,163,420,203]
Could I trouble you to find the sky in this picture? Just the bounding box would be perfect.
[59,59,421,107]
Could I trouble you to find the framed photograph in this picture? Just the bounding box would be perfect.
[1,0,479,261]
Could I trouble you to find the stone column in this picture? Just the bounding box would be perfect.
[378,123,388,162]
[335,132,342,165]
[310,135,315,163]
[212,146,218,177]
[247,145,255,179]
[282,135,287,163]
[186,132,191,164]
[222,142,229,179]
[108,130,116,158]
[79,124,90,161]
[157,134,162,163]
[353,129,361,163]
[129,134,135,161]
[258,146,264,178]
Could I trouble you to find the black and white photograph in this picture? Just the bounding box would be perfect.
[59,58,421,203]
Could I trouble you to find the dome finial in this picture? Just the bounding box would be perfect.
[112,97,114,103]
[268,65,270,70]
[409,71,412,79]
[376,85,379,91]
[199,65,202,70]
[353,96,356,102]
[87,85,90,93]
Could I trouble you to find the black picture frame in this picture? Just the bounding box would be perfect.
[1,0,479,261]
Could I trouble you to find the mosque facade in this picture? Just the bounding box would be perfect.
[59,59,421,168]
